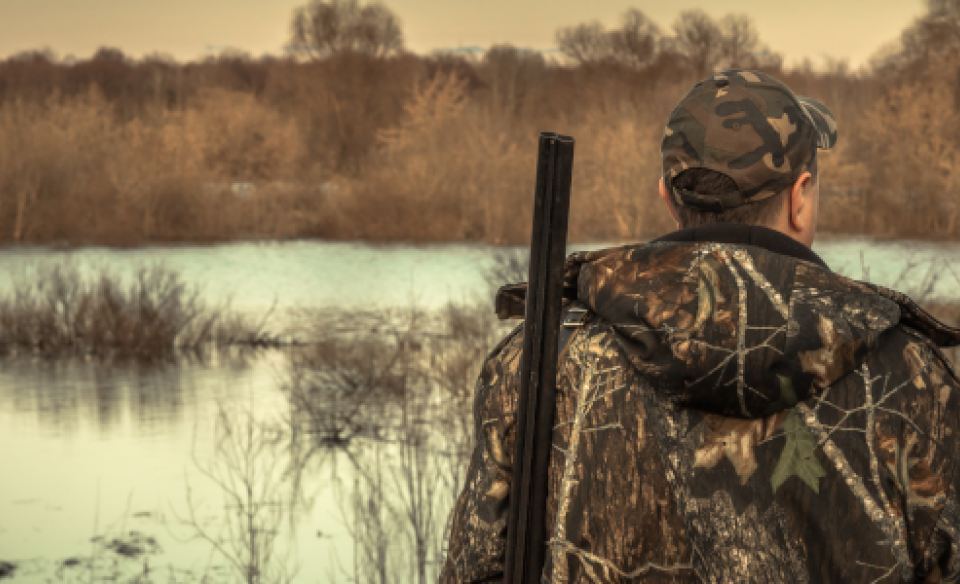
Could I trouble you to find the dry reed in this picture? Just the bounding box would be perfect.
[283,301,510,582]
[176,404,302,584]
[0,260,270,358]
[1,44,959,245]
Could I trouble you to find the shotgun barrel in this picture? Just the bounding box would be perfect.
[504,132,575,584]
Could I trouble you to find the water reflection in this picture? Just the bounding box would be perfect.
[0,351,293,583]
[1,357,190,436]
[0,299,496,584]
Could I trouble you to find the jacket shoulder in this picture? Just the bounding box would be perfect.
[819,323,960,578]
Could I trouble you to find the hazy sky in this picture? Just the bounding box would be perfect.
[0,0,925,67]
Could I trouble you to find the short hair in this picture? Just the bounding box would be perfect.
[669,153,818,229]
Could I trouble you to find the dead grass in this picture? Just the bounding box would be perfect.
[329,71,681,244]
[1,52,960,244]
[0,89,325,246]
[0,260,272,359]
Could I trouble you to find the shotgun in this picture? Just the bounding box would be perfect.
[504,132,575,584]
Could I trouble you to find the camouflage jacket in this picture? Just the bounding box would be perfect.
[440,225,960,583]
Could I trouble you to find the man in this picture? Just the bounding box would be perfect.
[440,70,960,582]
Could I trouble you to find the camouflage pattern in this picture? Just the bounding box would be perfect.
[440,240,960,583]
[662,70,838,211]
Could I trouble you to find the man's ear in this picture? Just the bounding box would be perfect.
[787,172,813,232]
[659,178,681,229]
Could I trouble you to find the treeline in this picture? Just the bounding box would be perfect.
[0,0,958,246]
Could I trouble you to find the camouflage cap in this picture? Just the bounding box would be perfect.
[661,69,838,212]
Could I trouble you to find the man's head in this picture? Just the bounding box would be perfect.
[658,70,837,248]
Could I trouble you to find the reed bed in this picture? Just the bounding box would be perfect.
[0,261,272,359]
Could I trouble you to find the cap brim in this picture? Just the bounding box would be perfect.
[798,96,838,150]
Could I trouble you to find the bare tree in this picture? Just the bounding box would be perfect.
[289,0,403,59]
[556,9,660,69]
[672,9,724,78]
[556,21,611,65]
[92,47,126,62]
[914,0,960,51]
[872,0,960,76]
[557,10,772,77]
[719,14,760,69]
[608,9,661,69]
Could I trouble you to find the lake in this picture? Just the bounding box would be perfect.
[1,237,959,583]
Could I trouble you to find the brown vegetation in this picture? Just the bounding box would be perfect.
[177,404,302,584]
[0,261,271,358]
[283,302,510,582]
[1,2,960,245]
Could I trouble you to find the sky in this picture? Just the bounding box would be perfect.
[0,0,926,68]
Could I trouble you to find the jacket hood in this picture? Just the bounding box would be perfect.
[497,238,960,419]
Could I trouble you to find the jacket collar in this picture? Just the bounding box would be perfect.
[653,224,829,270]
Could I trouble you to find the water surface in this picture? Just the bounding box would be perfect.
[1,238,958,583]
